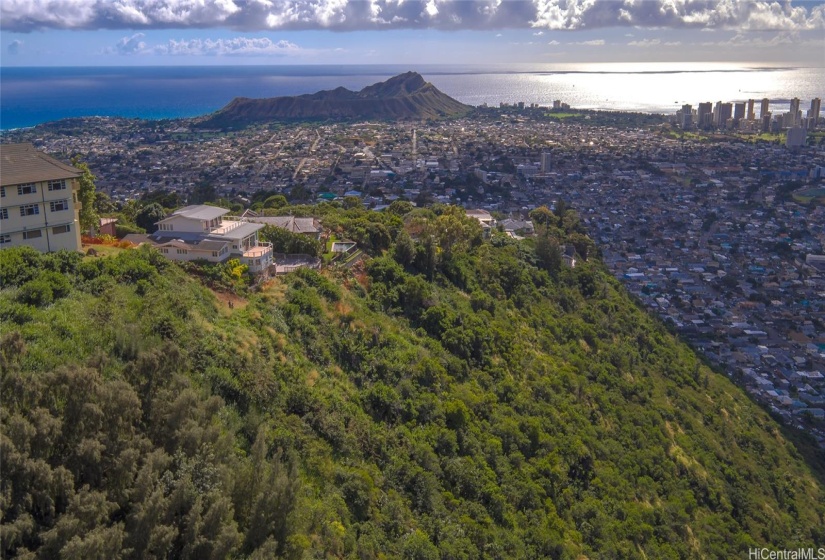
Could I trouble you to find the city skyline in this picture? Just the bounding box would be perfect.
[1,0,824,66]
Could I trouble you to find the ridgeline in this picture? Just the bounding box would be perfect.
[197,72,471,129]
[1,203,823,559]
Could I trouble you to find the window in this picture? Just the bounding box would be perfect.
[52,224,71,234]
[1,187,5,198]
[20,204,40,217]
[0,208,7,220]
[161,248,169,254]
[0,234,10,244]
[176,248,187,254]
[212,251,218,257]
[49,199,69,212]
[48,179,67,191]
[17,184,36,195]
[23,229,42,239]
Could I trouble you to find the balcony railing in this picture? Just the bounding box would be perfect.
[242,242,272,259]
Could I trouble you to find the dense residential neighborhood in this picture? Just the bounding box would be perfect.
[3,107,824,444]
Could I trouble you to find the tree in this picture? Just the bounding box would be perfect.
[72,159,99,234]
[263,195,288,209]
[343,196,362,210]
[387,200,414,216]
[535,229,563,274]
[136,203,166,233]
[530,206,557,229]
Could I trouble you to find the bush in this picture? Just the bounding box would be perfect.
[0,246,43,287]
[115,223,146,238]
[39,271,72,299]
[18,279,54,307]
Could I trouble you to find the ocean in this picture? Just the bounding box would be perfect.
[1,63,823,131]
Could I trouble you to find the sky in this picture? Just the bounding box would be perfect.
[1,0,824,66]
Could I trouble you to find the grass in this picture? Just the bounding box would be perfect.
[544,112,582,120]
[733,132,784,144]
[82,244,131,258]
[793,187,825,205]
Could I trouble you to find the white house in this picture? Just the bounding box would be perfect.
[142,205,273,273]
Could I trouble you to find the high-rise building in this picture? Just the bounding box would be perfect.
[713,101,722,127]
[697,102,713,129]
[747,99,755,120]
[760,98,770,119]
[678,104,693,129]
[714,102,733,128]
[761,114,772,132]
[789,98,800,126]
[808,98,821,129]
[786,127,806,148]
[734,102,746,121]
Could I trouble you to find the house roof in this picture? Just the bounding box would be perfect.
[161,204,228,222]
[151,237,228,252]
[196,240,229,251]
[245,216,320,234]
[211,221,264,240]
[0,143,82,187]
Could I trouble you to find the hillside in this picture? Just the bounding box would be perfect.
[198,72,470,128]
[1,204,824,559]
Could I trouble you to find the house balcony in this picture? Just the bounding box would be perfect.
[241,242,273,272]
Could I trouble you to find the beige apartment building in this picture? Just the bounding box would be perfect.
[0,143,83,252]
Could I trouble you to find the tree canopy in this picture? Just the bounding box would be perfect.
[1,205,823,559]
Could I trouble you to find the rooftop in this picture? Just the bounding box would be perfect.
[0,143,81,186]
[162,204,229,222]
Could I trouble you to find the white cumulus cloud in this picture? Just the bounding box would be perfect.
[1,0,823,32]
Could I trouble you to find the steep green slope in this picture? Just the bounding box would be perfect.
[1,205,823,559]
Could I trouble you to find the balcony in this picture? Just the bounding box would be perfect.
[241,242,273,273]
[242,242,272,259]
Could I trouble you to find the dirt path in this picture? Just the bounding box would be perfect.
[213,291,248,311]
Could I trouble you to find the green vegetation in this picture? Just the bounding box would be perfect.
[2,205,824,559]
[543,112,582,120]
[71,159,99,233]
[793,187,825,205]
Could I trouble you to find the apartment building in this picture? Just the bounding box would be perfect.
[140,205,273,273]
[0,143,83,252]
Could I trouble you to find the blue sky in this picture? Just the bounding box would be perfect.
[1,0,824,66]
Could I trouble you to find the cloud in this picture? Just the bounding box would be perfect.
[701,30,822,48]
[7,39,23,54]
[532,0,825,31]
[2,0,824,32]
[532,30,543,35]
[115,32,147,54]
[627,38,659,47]
[547,39,560,45]
[111,34,302,56]
[572,39,604,46]
[158,37,301,55]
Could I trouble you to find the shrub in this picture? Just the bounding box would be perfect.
[18,279,54,307]
[39,271,72,299]
[115,223,146,238]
